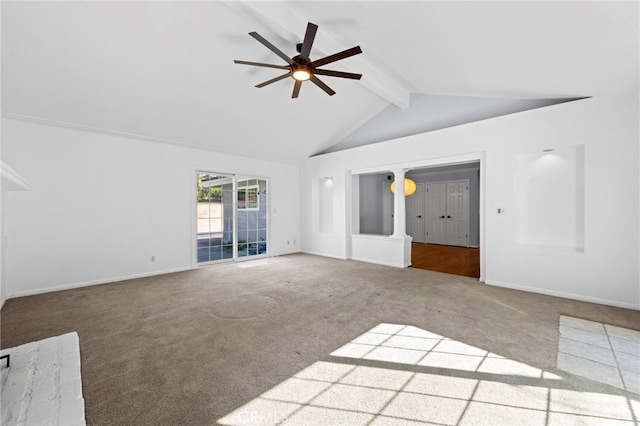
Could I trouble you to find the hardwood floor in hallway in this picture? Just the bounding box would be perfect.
[411,242,480,278]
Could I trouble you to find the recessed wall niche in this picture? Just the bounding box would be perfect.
[312,177,334,232]
[514,145,585,251]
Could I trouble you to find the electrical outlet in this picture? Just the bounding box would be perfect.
[287,240,290,245]
[151,256,156,262]
[293,239,296,245]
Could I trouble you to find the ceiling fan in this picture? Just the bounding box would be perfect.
[234,22,363,98]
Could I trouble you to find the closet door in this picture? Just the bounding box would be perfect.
[445,181,469,247]
[406,183,425,243]
[426,180,469,247]
[426,183,447,244]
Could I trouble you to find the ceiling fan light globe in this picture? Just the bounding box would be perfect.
[292,67,311,81]
[390,178,417,197]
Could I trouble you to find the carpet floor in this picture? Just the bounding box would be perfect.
[1,254,638,425]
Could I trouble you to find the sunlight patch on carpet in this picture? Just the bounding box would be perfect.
[218,323,640,425]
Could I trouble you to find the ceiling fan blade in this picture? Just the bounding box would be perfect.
[299,22,318,60]
[249,32,294,65]
[310,75,335,96]
[311,46,362,68]
[234,60,290,70]
[256,72,291,88]
[292,80,303,98]
[314,69,362,80]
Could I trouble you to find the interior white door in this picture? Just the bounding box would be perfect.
[426,180,469,246]
[446,181,469,247]
[406,183,425,242]
[426,183,447,244]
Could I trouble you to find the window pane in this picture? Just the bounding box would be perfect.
[222,245,234,259]
[198,247,210,263]
[197,219,210,235]
[247,187,258,209]
[237,188,246,209]
[209,245,222,261]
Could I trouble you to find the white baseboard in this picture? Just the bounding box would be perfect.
[8,266,193,300]
[485,279,640,311]
[300,250,347,260]
[350,256,409,268]
[302,251,409,268]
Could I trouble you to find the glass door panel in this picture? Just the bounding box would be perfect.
[197,173,234,264]
[237,178,268,258]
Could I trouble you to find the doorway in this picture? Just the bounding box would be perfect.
[405,164,480,278]
[196,172,268,265]
[354,157,483,279]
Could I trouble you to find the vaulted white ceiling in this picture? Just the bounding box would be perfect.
[2,1,638,164]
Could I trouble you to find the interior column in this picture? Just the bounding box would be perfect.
[391,168,408,237]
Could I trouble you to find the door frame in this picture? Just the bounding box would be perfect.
[349,151,485,282]
[191,167,270,267]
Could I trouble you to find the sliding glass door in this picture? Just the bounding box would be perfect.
[196,172,268,264]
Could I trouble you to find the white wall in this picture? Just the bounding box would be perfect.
[300,97,640,310]
[0,1,4,309]
[3,118,300,298]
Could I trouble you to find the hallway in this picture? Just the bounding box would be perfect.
[411,243,480,278]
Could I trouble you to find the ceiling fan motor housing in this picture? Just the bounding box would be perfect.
[292,56,312,77]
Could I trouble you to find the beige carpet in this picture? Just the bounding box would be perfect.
[1,254,638,425]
